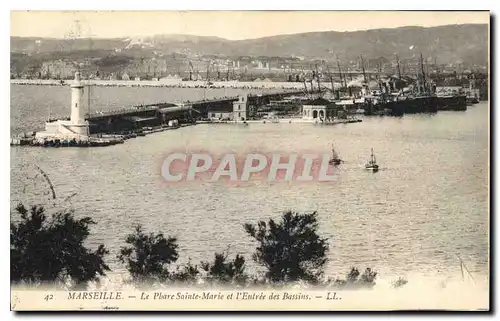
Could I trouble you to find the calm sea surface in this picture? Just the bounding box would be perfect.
[10,84,489,281]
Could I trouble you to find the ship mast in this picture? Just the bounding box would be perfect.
[303,79,310,99]
[301,66,311,99]
[336,59,344,93]
[360,55,367,84]
[420,53,427,93]
[206,61,211,83]
[87,84,91,117]
[377,62,383,93]
[315,64,321,97]
[309,65,314,96]
[326,65,335,97]
[396,53,402,80]
[343,68,348,89]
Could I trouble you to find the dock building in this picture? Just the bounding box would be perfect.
[301,98,338,122]
[233,95,249,121]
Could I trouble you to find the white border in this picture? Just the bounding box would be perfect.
[2,1,497,320]
[5,2,497,10]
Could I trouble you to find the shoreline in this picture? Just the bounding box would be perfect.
[10,79,313,90]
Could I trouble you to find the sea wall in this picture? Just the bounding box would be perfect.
[10,79,325,90]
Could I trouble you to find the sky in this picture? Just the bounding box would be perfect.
[11,11,489,40]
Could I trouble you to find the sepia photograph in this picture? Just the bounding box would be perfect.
[9,10,490,311]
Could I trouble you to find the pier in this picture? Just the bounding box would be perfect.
[47,90,306,135]
[11,73,309,147]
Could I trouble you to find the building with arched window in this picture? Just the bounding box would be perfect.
[301,98,338,122]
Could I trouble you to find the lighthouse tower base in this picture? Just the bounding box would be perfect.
[35,120,90,141]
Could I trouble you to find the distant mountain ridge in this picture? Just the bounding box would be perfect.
[11,24,488,66]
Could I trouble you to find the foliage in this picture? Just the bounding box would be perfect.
[10,203,109,289]
[12,203,385,290]
[391,277,408,289]
[168,260,200,285]
[244,211,329,284]
[168,251,248,287]
[118,225,179,284]
[95,55,133,70]
[200,252,248,285]
[332,267,378,289]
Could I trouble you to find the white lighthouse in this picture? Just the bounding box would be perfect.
[69,72,89,135]
[35,72,90,140]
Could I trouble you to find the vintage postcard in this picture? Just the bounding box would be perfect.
[10,10,490,311]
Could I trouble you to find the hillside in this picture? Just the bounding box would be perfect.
[11,24,489,68]
[233,24,488,65]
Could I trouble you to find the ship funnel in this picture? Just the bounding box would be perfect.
[74,72,81,81]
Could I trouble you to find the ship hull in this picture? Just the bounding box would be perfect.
[466,97,479,105]
[364,96,438,116]
[436,95,467,111]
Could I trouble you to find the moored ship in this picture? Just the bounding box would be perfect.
[435,86,467,111]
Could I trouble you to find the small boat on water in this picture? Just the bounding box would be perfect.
[329,144,343,166]
[365,148,379,172]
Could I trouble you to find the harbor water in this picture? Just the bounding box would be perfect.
[10,85,489,287]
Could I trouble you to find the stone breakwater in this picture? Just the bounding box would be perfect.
[10,124,196,147]
[10,79,319,90]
